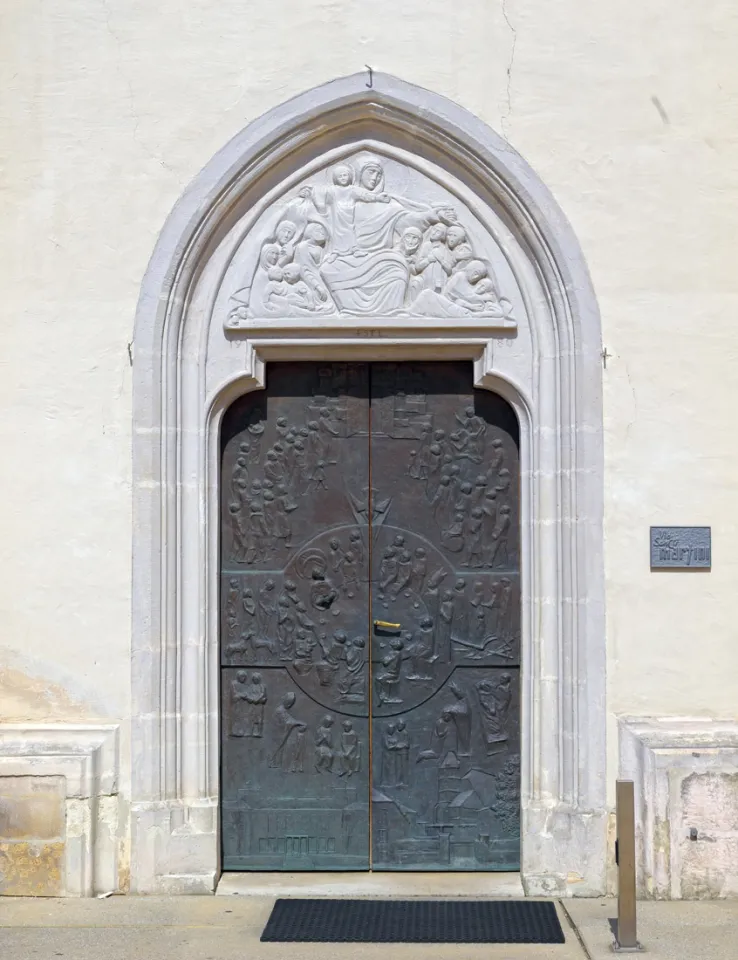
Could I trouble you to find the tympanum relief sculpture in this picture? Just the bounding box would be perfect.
[223,153,516,325]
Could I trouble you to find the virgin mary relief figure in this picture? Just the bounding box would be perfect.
[227,156,515,323]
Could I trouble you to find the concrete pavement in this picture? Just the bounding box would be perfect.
[0,894,736,959]
[563,897,738,959]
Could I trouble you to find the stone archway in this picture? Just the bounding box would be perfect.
[131,72,606,895]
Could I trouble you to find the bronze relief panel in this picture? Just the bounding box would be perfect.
[220,363,371,870]
[369,363,520,870]
[220,362,520,872]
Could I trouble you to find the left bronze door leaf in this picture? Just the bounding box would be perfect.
[220,362,371,870]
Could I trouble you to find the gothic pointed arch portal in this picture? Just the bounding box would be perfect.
[131,73,606,895]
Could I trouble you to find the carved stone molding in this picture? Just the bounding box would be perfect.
[132,73,605,895]
[0,724,120,897]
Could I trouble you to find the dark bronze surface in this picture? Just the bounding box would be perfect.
[220,362,520,871]
[369,363,520,870]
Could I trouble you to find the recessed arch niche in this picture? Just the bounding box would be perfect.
[131,72,605,895]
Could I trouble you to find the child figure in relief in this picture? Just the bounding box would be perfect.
[300,162,392,261]
[443,260,502,314]
[265,263,314,311]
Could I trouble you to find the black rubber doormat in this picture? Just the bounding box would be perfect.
[260,898,566,943]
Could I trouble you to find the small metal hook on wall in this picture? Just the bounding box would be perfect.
[365,64,373,89]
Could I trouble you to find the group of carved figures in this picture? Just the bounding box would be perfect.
[231,672,513,780]
[225,570,367,703]
[228,401,343,563]
[229,678,361,778]
[380,674,514,788]
[375,570,517,704]
[228,155,513,320]
[407,405,514,569]
[227,566,516,709]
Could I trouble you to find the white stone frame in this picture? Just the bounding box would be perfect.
[131,73,606,895]
[0,724,120,897]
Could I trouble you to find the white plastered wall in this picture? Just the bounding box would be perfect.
[1,0,737,895]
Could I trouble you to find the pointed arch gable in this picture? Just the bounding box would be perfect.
[131,72,605,896]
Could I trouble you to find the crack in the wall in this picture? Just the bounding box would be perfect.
[501,0,517,138]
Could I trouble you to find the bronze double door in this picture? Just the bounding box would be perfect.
[220,362,520,871]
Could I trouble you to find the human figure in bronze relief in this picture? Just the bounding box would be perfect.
[293,629,316,675]
[270,489,296,548]
[453,579,468,638]
[393,549,413,598]
[476,672,512,753]
[375,637,405,706]
[269,693,307,771]
[470,606,487,647]
[441,682,472,757]
[338,720,361,778]
[380,723,398,787]
[342,550,358,598]
[489,505,512,568]
[309,568,337,612]
[305,421,322,469]
[495,468,511,495]
[437,590,455,656]
[328,537,345,578]
[245,499,268,564]
[316,630,346,687]
[231,456,249,500]
[314,715,335,773]
[228,504,248,563]
[473,474,488,507]
[497,577,514,645]
[348,529,365,568]
[226,578,240,620]
[489,437,505,478]
[242,673,267,737]
[291,440,309,495]
[424,443,444,501]
[483,580,500,637]
[441,511,465,554]
[406,620,434,681]
[229,671,251,736]
[246,416,264,463]
[466,506,485,568]
[409,547,427,594]
[481,491,498,565]
[318,407,339,457]
[379,547,398,596]
[338,635,366,702]
[394,720,410,786]
[264,450,286,486]
[276,595,295,661]
[308,459,328,491]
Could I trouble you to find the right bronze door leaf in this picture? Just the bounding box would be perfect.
[369,362,520,871]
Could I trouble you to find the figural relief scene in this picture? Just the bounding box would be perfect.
[220,362,520,871]
[222,152,517,325]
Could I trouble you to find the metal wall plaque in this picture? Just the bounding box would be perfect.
[650,527,711,569]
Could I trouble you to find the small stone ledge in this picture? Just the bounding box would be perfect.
[0,724,120,897]
[620,717,738,899]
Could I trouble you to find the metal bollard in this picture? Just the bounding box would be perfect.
[613,779,642,952]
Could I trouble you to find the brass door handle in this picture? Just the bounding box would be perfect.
[374,619,401,629]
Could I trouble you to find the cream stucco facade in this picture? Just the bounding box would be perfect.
[1,0,737,899]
